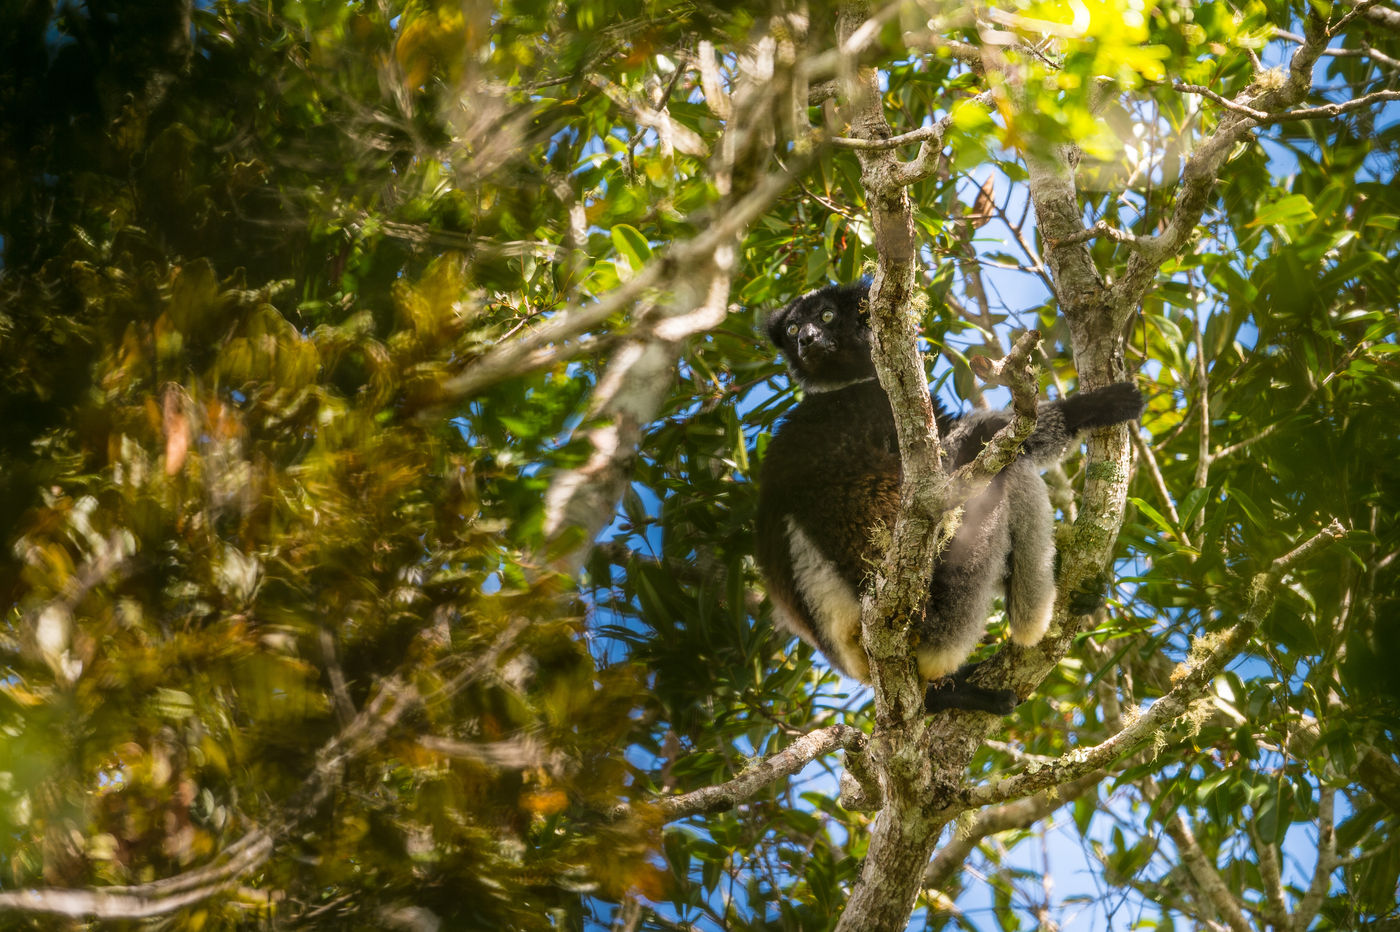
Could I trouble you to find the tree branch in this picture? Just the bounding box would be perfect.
[1294,786,1339,931]
[1161,803,1253,932]
[831,123,946,150]
[830,89,996,189]
[0,837,272,921]
[0,621,527,921]
[651,724,867,820]
[939,330,1045,500]
[1116,13,1331,305]
[959,520,1347,810]
[442,161,803,401]
[838,15,937,733]
[1047,219,1150,250]
[924,770,1105,892]
[839,742,885,812]
[1362,3,1400,31]
[1275,28,1400,70]
[1174,83,1400,123]
[1253,822,1291,929]
[538,26,818,572]
[1131,430,1192,549]
[828,6,956,929]
[418,734,569,774]
[891,92,996,188]
[587,73,709,157]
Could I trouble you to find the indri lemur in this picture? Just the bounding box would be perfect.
[755,283,1143,714]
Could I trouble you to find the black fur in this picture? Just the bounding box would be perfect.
[755,283,1143,714]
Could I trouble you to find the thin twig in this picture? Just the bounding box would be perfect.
[648,724,867,820]
[443,159,807,399]
[1162,796,1253,932]
[1131,431,1190,549]
[925,770,1106,891]
[1048,220,1150,250]
[831,123,947,150]
[1274,29,1400,69]
[1294,787,1339,931]
[1174,83,1400,123]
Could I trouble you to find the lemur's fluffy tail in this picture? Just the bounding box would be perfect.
[1057,382,1145,434]
[1018,382,1144,464]
[942,382,1143,468]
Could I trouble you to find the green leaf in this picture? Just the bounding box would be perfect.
[1129,497,1177,537]
[1249,194,1317,228]
[610,223,653,270]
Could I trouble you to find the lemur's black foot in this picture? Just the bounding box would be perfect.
[1067,570,1113,616]
[923,661,1018,715]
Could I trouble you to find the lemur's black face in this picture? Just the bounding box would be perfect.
[766,283,876,391]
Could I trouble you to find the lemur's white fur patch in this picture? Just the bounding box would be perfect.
[1009,601,1053,646]
[768,592,825,653]
[785,518,869,681]
[917,637,982,681]
[1006,464,1056,647]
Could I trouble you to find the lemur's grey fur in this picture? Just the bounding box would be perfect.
[755,282,1143,714]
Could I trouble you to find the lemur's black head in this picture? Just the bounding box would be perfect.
[766,282,876,391]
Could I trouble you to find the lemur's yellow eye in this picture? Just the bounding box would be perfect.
[786,323,799,336]
[820,309,835,323]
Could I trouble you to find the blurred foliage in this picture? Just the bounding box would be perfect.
[0,0,1396,930]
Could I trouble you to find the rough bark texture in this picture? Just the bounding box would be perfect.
[829,4,950,924]
[828,4,1143,927]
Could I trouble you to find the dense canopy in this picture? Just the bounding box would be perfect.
[0,0,1397,929]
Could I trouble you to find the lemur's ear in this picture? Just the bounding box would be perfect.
[765,303,793,348]
[850,281,872,321]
